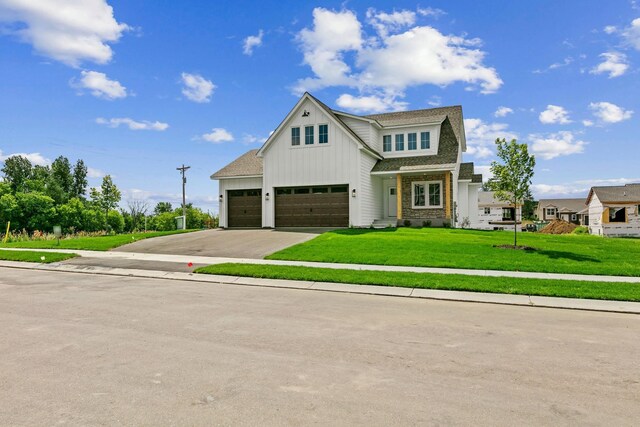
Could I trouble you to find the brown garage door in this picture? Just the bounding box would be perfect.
[275,185,349,227]
[228,189,262,228]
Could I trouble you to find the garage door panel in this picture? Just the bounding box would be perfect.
[228,189,262,228]
[275,185,349,227]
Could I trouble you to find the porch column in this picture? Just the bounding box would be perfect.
[396,173,402,220]
[445,171,451,219]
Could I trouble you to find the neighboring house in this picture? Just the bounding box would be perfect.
[536,198,588,224]
[211,93,483,228]
[586,183,640,237]
[473,191,522,230]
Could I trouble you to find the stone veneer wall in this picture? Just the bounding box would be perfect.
[399,172,453,227]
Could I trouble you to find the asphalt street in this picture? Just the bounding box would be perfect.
[0,267,638,426]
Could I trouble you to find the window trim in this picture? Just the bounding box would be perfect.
[395,134,404,151]
[291,126,300,146]
[407,132,417,150]
[411,180,443,209]
[545,207,556,217]
[318,123,329,144]
[304,125,314,145]
[420,131,430,149]
[383,135,392,152]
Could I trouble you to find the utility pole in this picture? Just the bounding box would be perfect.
[177,164,191,230]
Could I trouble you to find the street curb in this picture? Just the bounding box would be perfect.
[1,260,639,315]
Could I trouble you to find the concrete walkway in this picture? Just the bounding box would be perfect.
[1,260,639,315]
[3,247,640,283]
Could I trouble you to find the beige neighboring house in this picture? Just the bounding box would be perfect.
[473,191,522,230]
[536,198,587,225]
[587,183,640,237]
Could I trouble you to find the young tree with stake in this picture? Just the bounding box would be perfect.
[487,138,536,248]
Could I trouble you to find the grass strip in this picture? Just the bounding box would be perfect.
[1,229,195,251]
[266,228,640,277]
[0,249,77,263]
[195,263,640,302]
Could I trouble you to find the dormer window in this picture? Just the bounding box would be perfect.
[421,132,430,149]
[383,135,391,152]
[395,134,404,151]
[408,133,417,150]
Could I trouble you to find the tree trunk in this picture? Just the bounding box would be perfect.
[513,202,517,247]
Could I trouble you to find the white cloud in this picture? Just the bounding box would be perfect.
[242,134,268,145]
[603,25,617,34]
[87,167,105,178]
[463,118,517,159]
[293,7,502,104]
[494,106,513,117]
[533,57,573,74]
[426,95,442,107]
[72,70,126,100]
[529,131,587,160]
[96,117,169,131]
[590,52,629,78]
[180,72,215,103]
[366,8,416,38]
[582,119,594,127]
[0,149,50,166]
[336,93,408,113]
[0,0,129,67]
[539,105,571,124]
[473,165,493,182]
[622,17,640,50]
[243,29,264,55]
[201,128,234,143]
[417,7,446,18]
[589,101,633,123]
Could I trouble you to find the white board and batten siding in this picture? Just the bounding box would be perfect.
[359,152,383,225]
[218,177,263,228]
[261,98,376,227]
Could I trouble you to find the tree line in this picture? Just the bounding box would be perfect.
[0,155,217,234]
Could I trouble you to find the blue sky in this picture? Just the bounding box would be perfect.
[1,0,639,213]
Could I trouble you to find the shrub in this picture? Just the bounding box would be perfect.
[403,219,411,227]
[422,220,431,227]
[443,221,451,228]
[154,212,177,231]
[107,210,125,234]
[572,226,589,235]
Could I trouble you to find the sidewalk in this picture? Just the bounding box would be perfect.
[3,247,640,283]
[1,259,639,315]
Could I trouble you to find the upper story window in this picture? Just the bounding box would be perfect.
[291,127,300,146]
[319,124,328,144]
[546,208,556,217]
[395,134,404,151]
[412,181,442,208]
[408,133,417,150]
[305,125,314,145]
[383,135,392,152]
[484,207,491,215]
[502,208,513,220]
[421,132,430,149]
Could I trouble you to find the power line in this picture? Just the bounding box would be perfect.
[176,164,191,229]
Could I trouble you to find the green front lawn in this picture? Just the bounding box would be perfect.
[195,263,640,301]
[0,249,77,263]
[1,230,195,251]
[266,228,640,277]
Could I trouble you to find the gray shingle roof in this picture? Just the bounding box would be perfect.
[459,162,474,180]
[211,149,263,179]
[589,183,640,203]
[371,116,459,173]
[537,198,587,213]
[471,174,483,183]
[365,106,464,143]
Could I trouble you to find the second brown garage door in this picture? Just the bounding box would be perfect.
[228,189,262,228]
[275,185,349,227]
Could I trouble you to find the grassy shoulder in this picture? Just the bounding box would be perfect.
[0,249,77,263]
[266,228,640,277]
[195,263,640,302]
[1,229,196,251]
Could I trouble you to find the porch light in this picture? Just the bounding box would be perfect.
[265,192,270,201]
[219,194,223,202]
[352,189,357,198]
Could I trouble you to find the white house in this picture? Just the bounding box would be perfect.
[211,93,483,228]
[587,183,640,237]
[473,191,522,230]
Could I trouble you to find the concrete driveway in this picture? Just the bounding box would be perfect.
[113,228,324,259]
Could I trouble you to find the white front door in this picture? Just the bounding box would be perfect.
[388,187,397,217]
